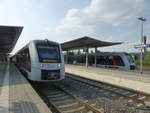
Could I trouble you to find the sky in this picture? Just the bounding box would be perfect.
[0,0,150,53]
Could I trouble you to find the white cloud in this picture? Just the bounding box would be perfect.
[52,0,146,36]
[105,36,114,41]
[46,0,148,52]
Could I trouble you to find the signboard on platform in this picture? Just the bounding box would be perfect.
[134,44,150,49]
[134,43,150,74]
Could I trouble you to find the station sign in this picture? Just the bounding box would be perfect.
[134,44,150,49]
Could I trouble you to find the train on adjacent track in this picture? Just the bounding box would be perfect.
[66,52,135,70]
[12,39,65,82]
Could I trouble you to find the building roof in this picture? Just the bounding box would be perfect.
[0,26,23,54]
[61,36,122,51]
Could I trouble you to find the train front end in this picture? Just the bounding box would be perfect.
[30,40,65,82]
[124,53,136,70]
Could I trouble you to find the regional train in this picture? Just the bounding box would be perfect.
[66,52,135,70]
[12,39,65,82]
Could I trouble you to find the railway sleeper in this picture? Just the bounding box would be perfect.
[46,90,62,95]
[121,91,132,95]
[58,102,78,108]
[53,98,77,105]
[128,93,138,97]
[61,106,86,113]
[49,95,70,101]
[138,96,146,100]
[47,93,66,98]
[59,103,85,111]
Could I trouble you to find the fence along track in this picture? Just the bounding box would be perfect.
[66,74,150,109]
[36,84,103,113]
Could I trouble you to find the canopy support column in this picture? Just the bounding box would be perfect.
[85,47,89,68]
[65,50,68,64]
[94,47,97,67]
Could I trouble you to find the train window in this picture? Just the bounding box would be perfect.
[25,48,31,64]
[97,55,124,66]
[112,56,125,66]
[37,45,61,63]
[22,48,31,71]
[97,56,112,65]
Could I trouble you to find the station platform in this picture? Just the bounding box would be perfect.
[65,64,150,94]
[0,63,52,113]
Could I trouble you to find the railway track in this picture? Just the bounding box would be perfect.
[34,84,104,113]
[66,73,150,110]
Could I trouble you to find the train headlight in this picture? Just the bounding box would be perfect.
[41,64,46,68]
[40,64,43,68]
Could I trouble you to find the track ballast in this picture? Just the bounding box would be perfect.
[66,73,150,110]
[33,83,104,113]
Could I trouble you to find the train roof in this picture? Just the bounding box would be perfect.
[31,39,59,45]
[12,39,59,56]
[67,52,129,56]
[96,52,128,54]
[95,52,129,56]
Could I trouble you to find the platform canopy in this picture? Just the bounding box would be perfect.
[61,36,122,51]
[0,26,23,54]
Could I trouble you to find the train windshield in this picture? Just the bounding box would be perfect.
[125,53,134,63]
[37,45,61,63]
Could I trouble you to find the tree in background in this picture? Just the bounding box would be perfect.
[143,52,150,66]
[135,52,150,68]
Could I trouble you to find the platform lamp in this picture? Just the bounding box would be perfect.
[138,17,146,74]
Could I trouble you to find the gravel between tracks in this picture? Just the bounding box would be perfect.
[54,77,150,113]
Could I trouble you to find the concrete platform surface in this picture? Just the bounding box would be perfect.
[0,63,52,113]
[65,64,150,94]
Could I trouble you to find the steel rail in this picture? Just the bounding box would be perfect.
[66,74,150,106]
[54,85,103,113]
[32,84,63,113]
[66,73,150,98]
[35,84,103,113]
